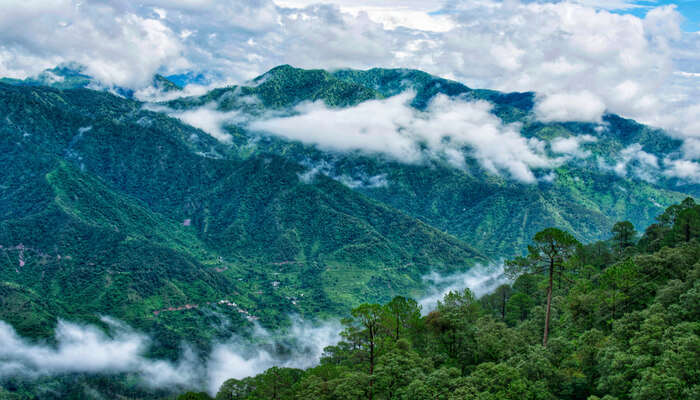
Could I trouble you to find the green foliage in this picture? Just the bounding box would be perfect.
[1,65,699,399]
[0,80,485,358]
[611,221,636,250]
[215,367,303,400]
[203,201,699,400]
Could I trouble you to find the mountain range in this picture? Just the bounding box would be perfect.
[0,64,697,358]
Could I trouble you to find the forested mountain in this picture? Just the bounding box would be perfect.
[0,81,484,351]
[0,65,698,399]
[182,199,700,400]
[165,65,693,257]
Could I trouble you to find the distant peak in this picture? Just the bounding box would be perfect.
[153,74,182,92]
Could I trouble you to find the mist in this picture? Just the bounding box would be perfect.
[417,263,509,313]
[206,318,341,393]
[249,92,554,183]
[0,265,508,396]
[0,316,341,396]
[0,317,199,389]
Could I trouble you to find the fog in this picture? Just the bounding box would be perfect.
[0,317,199,389]
[0,316,341,396]
[206,318,341,393]
[0,266,509,395]
[250,92,553,183]
[418,263,509,313]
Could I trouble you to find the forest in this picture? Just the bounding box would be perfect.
[177,198,700,400]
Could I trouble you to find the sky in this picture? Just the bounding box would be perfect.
[0,0,699,160]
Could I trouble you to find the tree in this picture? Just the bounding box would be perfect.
[611,221,636,250]
[505,228,580,347]
[373,339,428,399]
[657,197,696,227]
[216,378,253,400]
[345,303,384,400]
[505,292,534,325]
[673,206,700,243]
[426,289,481,373]
[381,296,421,342]
[479,285,512,321]
[179,392,214,400]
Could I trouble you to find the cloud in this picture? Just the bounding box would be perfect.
[275,0,454,32]
[0,0,698,168]
[0,317,199,389]
[297,160,389,188]
[682,138,700,160]
[0,1,184,88]
[662,158,700,183]
[206,318,341,394]
[417,264,508,314]
[550,134,597,158]
[599,143,660,182]
[250,92,553,182]
[165,103,241,143]
[0,316,341,396]
[595,142,700,183]
[336,173,388,189]
[535,92,607,123]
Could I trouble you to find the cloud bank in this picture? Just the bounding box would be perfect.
[207,319,341,393]
[0,316,341,396]
[0,0,698,145]
[251,92,553,182]
[418,264,508,313]
[1,0,698,179]
[0,317,198,389]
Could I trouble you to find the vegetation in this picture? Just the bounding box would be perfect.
[0,80,484,351]
[1,65,699,398]
[201,199,700,400]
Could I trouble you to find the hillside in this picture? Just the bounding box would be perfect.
[192,199,700,400]
[0,82,484,349]
[163,65,694,257]
[0,65,698,399]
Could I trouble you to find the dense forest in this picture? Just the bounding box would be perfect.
[1,66,698,400]
[178,198,700,400]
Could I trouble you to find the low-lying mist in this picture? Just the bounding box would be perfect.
[418,263,509,313]
[0,264,506,396]
[0,316,341,395]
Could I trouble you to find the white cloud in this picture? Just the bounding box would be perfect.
[250,92,553,182]
[297,160,389,188]
[682,138,700,159]
[535,92,607,123]
[599,143,660,182]
[550,134,597,158]
[165,103,242,143]
[0,0,698,165]
[0,317,199,389]
[207,318,341,394]
[0,316,342,396]
[0,1,184,88]
[276,0,454,32]
[417,263,508,314]
[663,158,700,182]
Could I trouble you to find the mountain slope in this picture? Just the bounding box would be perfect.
[0,82,485,348]
[165,65,693,256]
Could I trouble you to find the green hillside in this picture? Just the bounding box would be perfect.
[199,199,700,400]
[166,65,693,256]
[0,65,698,398]
[0,82,484,351]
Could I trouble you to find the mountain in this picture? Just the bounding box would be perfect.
[0,64,94,90]
[0,64,182,97]
[199,199,700,400]
[164,65,694,257]
[0,64,698,398]
[0,81,484,352]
